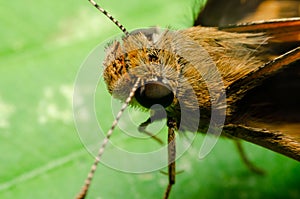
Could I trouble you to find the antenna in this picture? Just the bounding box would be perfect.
[88,0,129,35]
[75,78,141,199]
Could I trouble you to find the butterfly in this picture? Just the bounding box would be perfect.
[76,0,300,198]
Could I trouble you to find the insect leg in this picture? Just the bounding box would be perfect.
[163,118,176,199]
[138,118,164,145]
[234,140,265,175]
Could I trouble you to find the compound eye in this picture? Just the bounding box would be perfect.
[134,81,174,109]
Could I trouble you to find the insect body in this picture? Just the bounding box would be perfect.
[105,27,271,135]
[76,0,300,198]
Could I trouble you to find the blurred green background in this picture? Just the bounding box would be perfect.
[0,0,299,198]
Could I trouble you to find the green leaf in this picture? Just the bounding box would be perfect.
[0,1,299,199]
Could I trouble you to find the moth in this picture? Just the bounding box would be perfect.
[76,0,300,198]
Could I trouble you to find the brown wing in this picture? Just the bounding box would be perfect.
[195,0,300,27]
[224,47,300,161]
[194,1,300,161]
[220,16,300,161]
[221,18,300,55]
[223,124,300,161]
[195,0,300,55]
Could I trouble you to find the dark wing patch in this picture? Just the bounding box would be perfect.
[194,0,300,161]
[195,0,300,27]
[225,48,300,161]
[226,47,300,109]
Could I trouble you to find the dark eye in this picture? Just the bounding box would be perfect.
[134,81,174,109]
